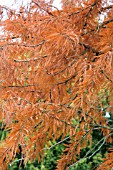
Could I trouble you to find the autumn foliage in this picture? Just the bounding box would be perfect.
[0,0,113,169]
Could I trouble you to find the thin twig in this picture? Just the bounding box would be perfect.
[14,55,47,62]
[9,158,24,166]
[43,136,70,150]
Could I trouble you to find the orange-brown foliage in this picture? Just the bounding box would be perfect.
[0,0,113,169]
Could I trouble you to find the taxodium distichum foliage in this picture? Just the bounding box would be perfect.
[0,0,113,169]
